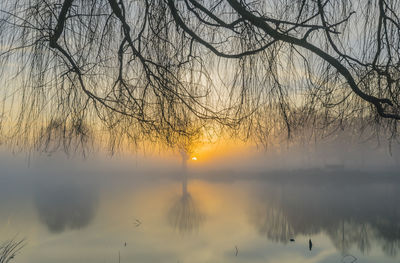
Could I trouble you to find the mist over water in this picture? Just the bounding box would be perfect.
[0,138,400,263]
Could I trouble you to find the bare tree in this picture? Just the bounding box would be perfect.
[1,0,399,150]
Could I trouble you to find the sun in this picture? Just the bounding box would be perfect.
[191,157,198,161]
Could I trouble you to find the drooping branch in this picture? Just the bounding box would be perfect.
[224,0,400,120]
[49,0,74,48]
[167,0,278,59]
[1,0,400,153]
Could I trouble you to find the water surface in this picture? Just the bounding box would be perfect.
[1,152,399,263]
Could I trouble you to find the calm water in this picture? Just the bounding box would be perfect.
[1,152,400,263]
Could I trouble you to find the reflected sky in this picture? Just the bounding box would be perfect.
[0,150,400,263]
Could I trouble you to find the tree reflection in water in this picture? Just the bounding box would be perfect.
[250,172,400,256]
[167,189,205,235]
[252,200,294,244]
[35,183,97,233]
[167,152,204,235]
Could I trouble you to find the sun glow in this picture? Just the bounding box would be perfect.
[191,157,198,161]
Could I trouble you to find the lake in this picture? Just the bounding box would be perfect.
[0,151,399,263]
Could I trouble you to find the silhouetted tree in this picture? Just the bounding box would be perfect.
[167,120,205,235]
[1,0,400,149]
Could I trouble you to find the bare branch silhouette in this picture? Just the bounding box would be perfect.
[1,0,400,151]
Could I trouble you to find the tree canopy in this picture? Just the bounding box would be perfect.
[0,0,399,152]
